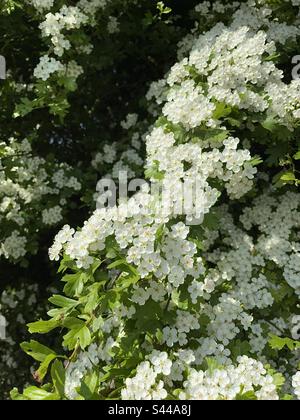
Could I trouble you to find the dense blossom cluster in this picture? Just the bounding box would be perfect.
[292,372,300,399]
[179,356,280,400]
[190,0,300,48]
[56,185,300,399]
[31,0,111,81]
[156,25,300,132]
[28,0,54,12]
[34,56,83,82]
[0,138,81,261]
[91,129,144,185]
[64,343,101,400]
[198,190,300,355]
[61,187,300,399]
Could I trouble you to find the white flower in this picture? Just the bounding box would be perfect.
[34,55,64,80]
[292,372,300,400]
[149,351,172,375]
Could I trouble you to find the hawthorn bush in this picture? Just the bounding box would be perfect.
[0,0,300,400]
[0,0,190,397]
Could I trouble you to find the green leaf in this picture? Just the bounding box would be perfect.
[266,142,290,166]
[249,155,263,166]
[229,339,251,360]
[119,332,140,353]
[10,388,26,400]
[51,360,66,398]
[225,117,241,127]
[49,295,78,308]
[63,319,91,350]
[90,259,102,274]
[271,282,293,303]
[105,237,120,259]
[117,273,140,289]
[134,300,163,332]
[205,358,223,375]
[76,326,92,350]
[145,166,165,180]
[36,354,57,382]
[268,335,300,351]
[190,237,204,250]
[293,151,300,160]
[63,273,84,297]
[236,390,257,400]
[192,128,228,143]
[202,211,219,230]
[272,372,285,389]
[157,1,172,15]
[212,102,232,120]
[264,53,280,62]
[280,171,296,182]
[47,294,79,318]
[20,340,55,362]
[14,97,34,118]
[63,317,85,329]
[107,259,139,278]
[262,116,278,132]
[78,371,99,400]
[107,259,127,269]
[84,283,101,313]
[28,319,60,334]
[99,290,119,311]
[58,254,76,273]
[154,224,165,250]
[23,386,59,401]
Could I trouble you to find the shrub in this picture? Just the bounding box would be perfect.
[9,0,300,400]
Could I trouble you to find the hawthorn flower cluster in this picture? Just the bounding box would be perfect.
[31,0,111,82]
[121,114,139,130]
[107,16,119,34]
[292,372,300,399]
[193,190,300,361]
[159,28,300,132]
[49,225,75,262]
[91,132,144,185]
[192,0,300,47]
[65,343,101,400]
[42,206,63,226]
[34,56,83,82]
[180,356,280,400]
[0,138,81,261]
[122,354,284,400]
[28,0,54,12]
[291,316,300,340]
[121,353,170,400]
[39,5,89,57]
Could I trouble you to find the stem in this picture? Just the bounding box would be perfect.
[265,320,288,337]
[65,342,80,368]
[164,293,172,313]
